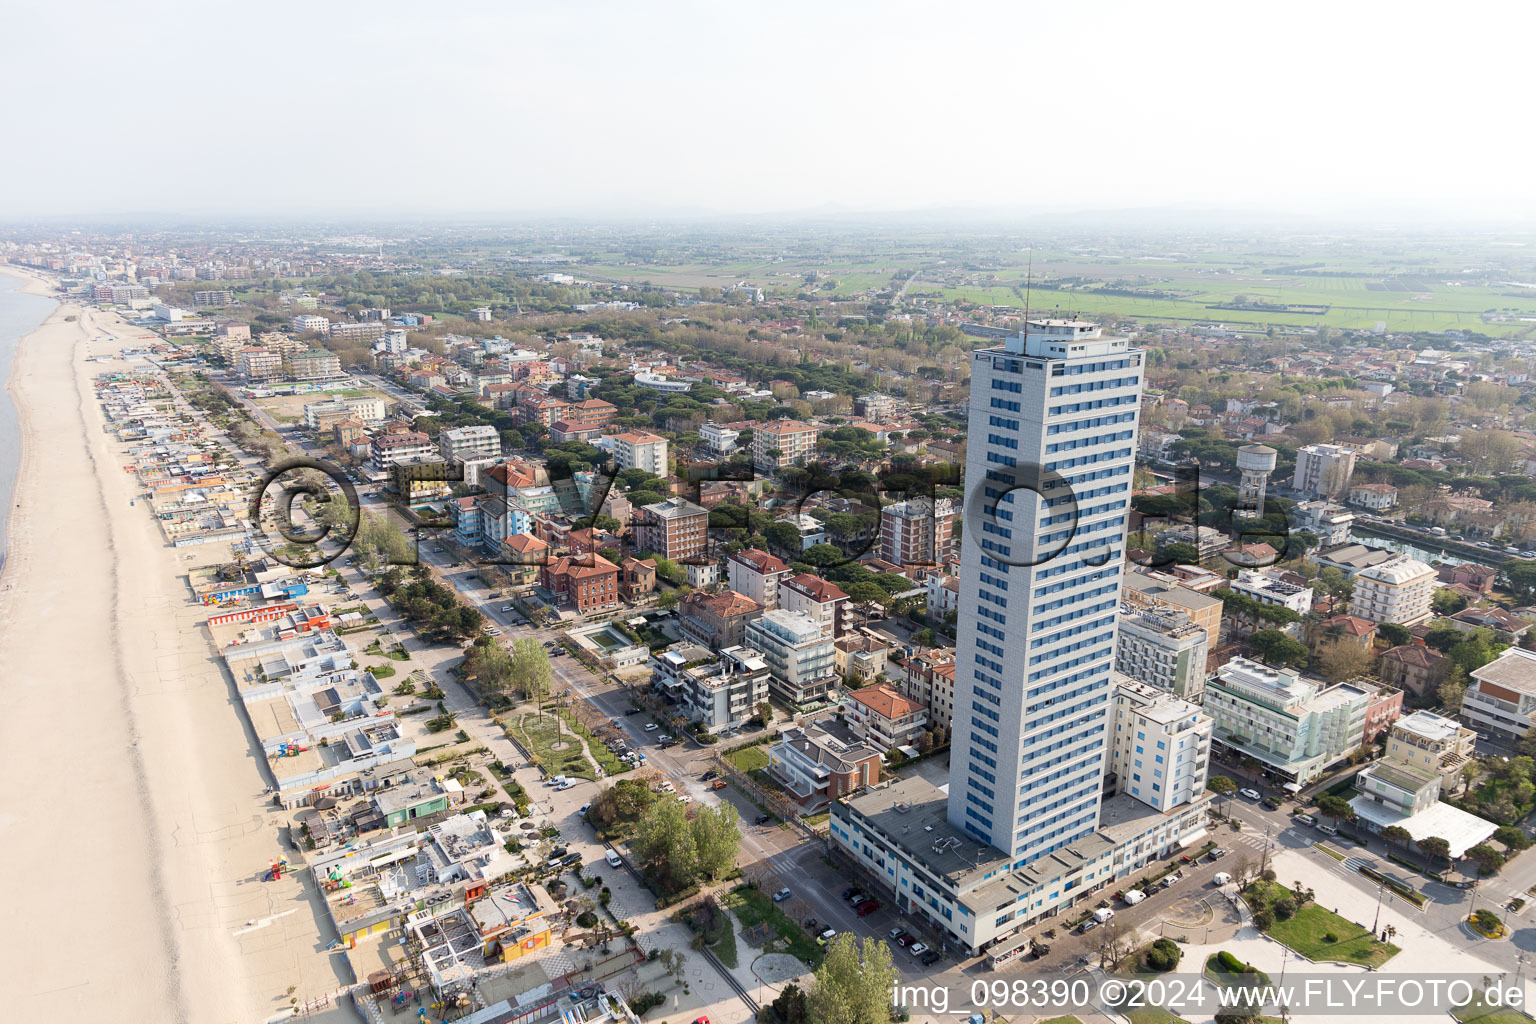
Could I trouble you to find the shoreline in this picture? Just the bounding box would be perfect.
[0,265,59,583]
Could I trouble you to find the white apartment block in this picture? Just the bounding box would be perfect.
[1229,568,1315,615]
[777,573,847,638]
[609,431,669,476]
[743,608,838,705]
[1348,555,1435,626]
[439,424,501,463]
[292,314,330,334]
[726,548,791,610]
[948,319,1142,862]
[1292,443,1357,499]
[700,422,740,455]
[676,646,771,732]
[1290,500,1355,547]
[1106,673,1212,813]
[752,419,818,472]
[1114,608,1209,701]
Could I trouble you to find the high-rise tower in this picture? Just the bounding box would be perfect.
[947,319,1144,863]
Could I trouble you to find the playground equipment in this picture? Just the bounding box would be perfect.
[272,742,309,758]
[263,858,289,881]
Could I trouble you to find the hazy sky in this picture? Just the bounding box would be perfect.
[4,0,1533,220]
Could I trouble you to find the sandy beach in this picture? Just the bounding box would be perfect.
[0,268,354,1023]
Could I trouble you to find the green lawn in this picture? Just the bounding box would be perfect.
[511,713,593,779]
[726,746,769,772]
[1270,905,1398,967]
[1039,1017,1085,1024]
[1124,1010,1190,1024]
[722,885,820,964]
[709,914,739,969]
[1246,880,1398,967]
[1454,991,1536,1024]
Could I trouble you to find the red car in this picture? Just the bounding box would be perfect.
[856,900,880,916]
[693,1018,711,1024]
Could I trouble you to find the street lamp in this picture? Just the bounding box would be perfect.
[1372,879,1386,934]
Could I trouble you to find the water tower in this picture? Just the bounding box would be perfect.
[1236,444,1278,518]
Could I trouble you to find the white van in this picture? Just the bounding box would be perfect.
[1212,872,1232,886]
[605,849,622,868]
[1294,813,1316,827]
[1122,890,1146,906]
[1317,823,1338,836]
[1093,907,1115,924]
[500,604,515,613]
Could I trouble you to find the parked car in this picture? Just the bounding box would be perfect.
[848,891,866,905]
[888,928,907,941]
[755,814,772,825]
[644,723,659,732]
[772,888,792,902]
[485,627,501,636]
[804,918,818,931]
[1122,890,1145,906]
[605,849,622,868]
[702,769,718,781]
[844,888,859,901]
[578,803,591,817]
[908,943,929,957]
[818,928,837,945]
[921,949,943,965]
[856,900,880,916]
[895,934,913,948]
[1294,813,1316,827]
[1239,788,1261,801]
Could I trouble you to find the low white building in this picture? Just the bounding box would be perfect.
[1290,500,1355,547]
[1462,647,1536,742]
[1229,568,1315,615]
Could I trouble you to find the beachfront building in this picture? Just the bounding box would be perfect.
[1113,608,1210,701]
[1123,568,1222,648]
[1105,673,1212,813]
[946,318,1141,862]
[1204,656,1371,784]
[1462,647,1536,742]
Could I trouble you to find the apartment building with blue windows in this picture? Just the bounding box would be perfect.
[947,319,1142,863]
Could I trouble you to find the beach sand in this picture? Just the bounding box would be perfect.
[0,270,355,1023]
